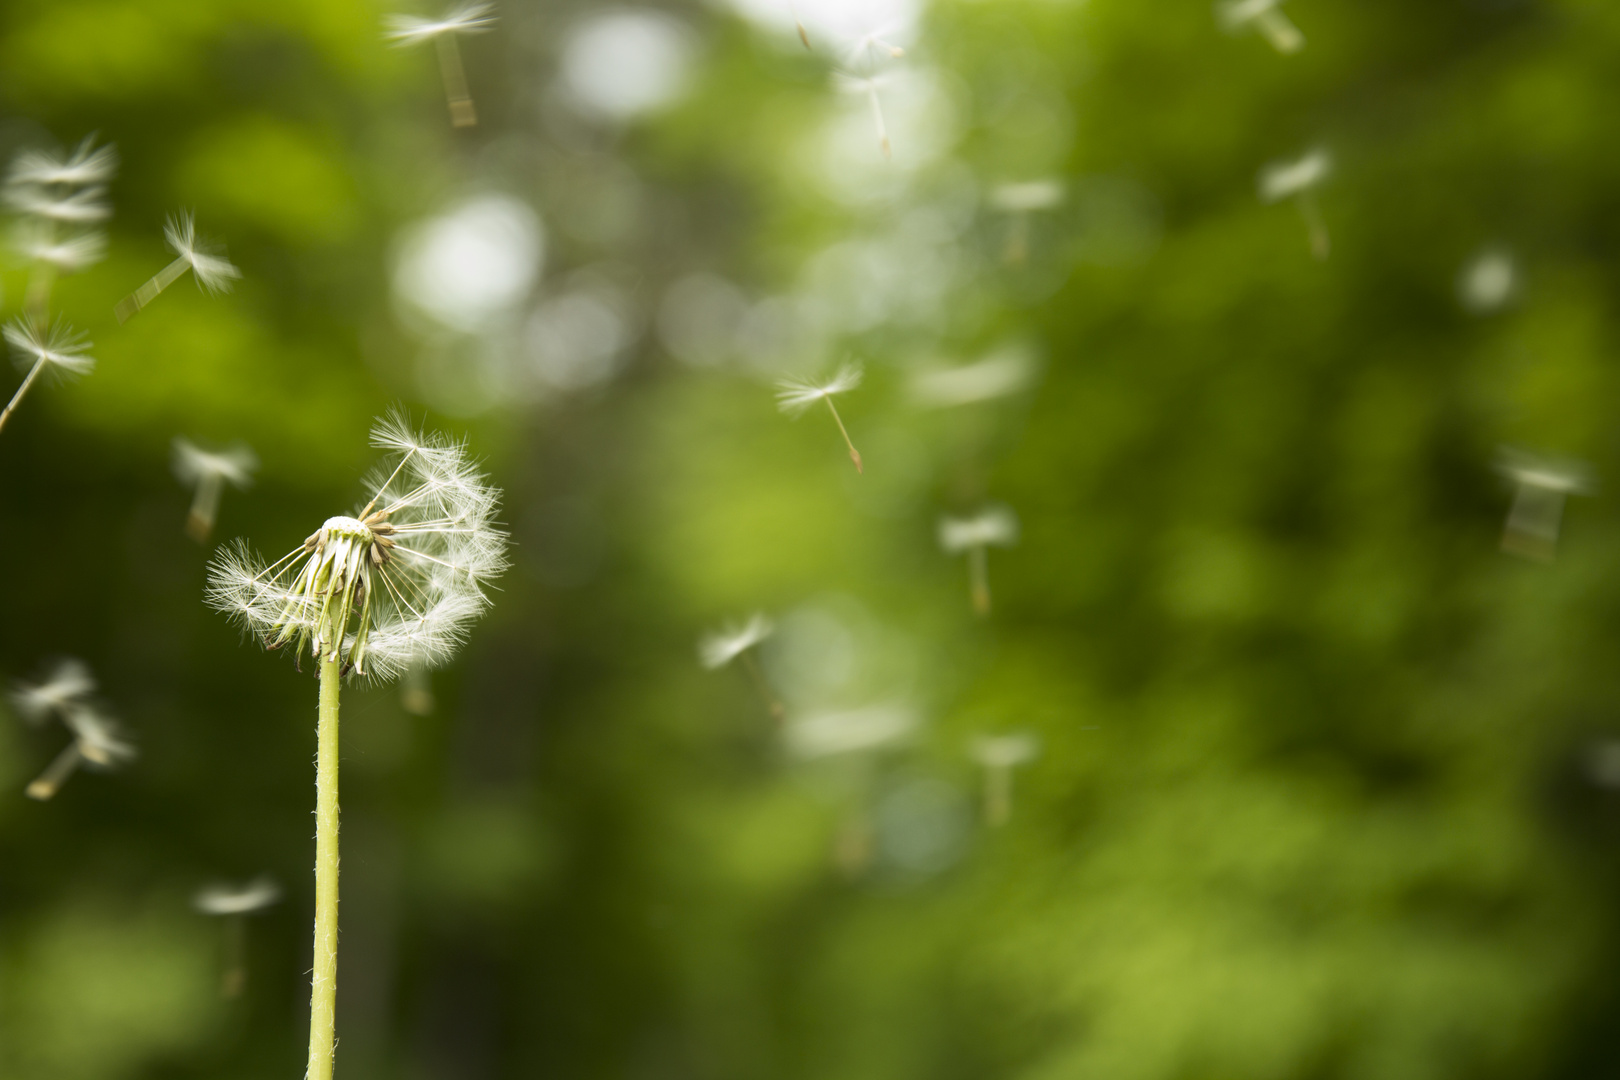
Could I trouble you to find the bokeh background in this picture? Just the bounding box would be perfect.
[5,0,1620,1077]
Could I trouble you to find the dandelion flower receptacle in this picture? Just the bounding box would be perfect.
[173,437,258,542]
[0,318,94,437]
[115,211,240,324]
[939,505,1019,615]
[206,413,506,1080]
[776,362,865,473]
[385,2,498,128]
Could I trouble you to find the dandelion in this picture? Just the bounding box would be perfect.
[173,437,258,543]
[385,2,498,128]
[9,657,96,726]
[909,348,1037,408]
[776,361,864,473]
[194,876,282,998]
[205,411,506,1080]
[5,137,118,189]
[970,732,1040,825]
[989,180,1065,264]
[1458,248,1518,314]
[115,211,240,324]
[840,21,906,68]
[26,704,136,801]
[939,505,1019,615]
[13,225,105,273]
[3,185,111,224]
[1258,148,1331,260]
[699,613,782,722]
[0,318,93,437]
[1217,0,1305,54]
[833,71,893,159]
[785,703,916,760]
[1496,447,1593,562]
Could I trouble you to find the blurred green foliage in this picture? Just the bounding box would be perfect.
[3,0,1620,1079]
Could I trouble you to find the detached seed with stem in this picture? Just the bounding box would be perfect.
[939,505,1020,615]
[0,318,93,437]
[384,2,498,128]
[26,704,136,801]
[1217,0,1305,54]
[988,180,1065,264]
[970,732,1040,825]
[116,211,240,323]
[1258,148,1331,260]
[9,657,96,727]
[172,436,258,543]
[1496,447,1594,563]
[194,877,283,998]
[699,614,782,723]
[776,361,865,473]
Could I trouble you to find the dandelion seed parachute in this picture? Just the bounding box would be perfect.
[207,413,507,681]
[699,614,774,670]
[9,658,96,725]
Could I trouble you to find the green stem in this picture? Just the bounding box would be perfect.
[308,659,341,1080]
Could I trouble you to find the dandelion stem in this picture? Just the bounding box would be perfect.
[823,397,863,474]
[26,741,83,800]
[436,34,478,127]
[1297,191,1329,261]
[116,256,191,323]
[188,473,224,543]
[738,649,784,725]
[0,356,48,437]
[307,659,342,1080]
[968,545,991,615]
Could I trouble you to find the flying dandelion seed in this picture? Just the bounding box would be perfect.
[699,614,782,722]
[776,361,865,473]
[385,2,498,128]
[9,658,96,727]
[989,180,1064,264]
[5,137,118,189]
[1217,0,1305,53]
[785,703,916,760]
[833,71,893,159]
[400,664,436,715]
[194,876,282,998]
[115,212,240,324]
[206,411,506,1080]
[1495,447,1593,563]
[0,318,93,437]
[173,437,258,543]
[840,20,906,67]
[1258,148,1331,260]
[938,505,1019,615]
[908,348,1036,408]
[26,704,136,801]
[5,139,114,313]
[1458,248,1519,313]
[970,732,1040,825]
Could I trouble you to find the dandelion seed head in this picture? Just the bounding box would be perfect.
[699,614,774,669]
[6,138,118,189]
[4,319,94,378]
[775,361,864,416]
[207,413,507,681]
[165,212,241,293]
[1496,447,1594,496]
[173,437,258,489]
[194,876,282,916]
[9,658,95,725]
[938,505,1019,553]
[1258,149,1330,203]
[971,731,1040,769]
[384,1,497,44]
